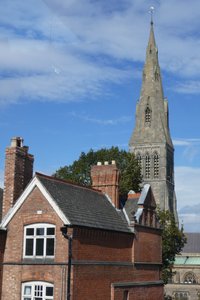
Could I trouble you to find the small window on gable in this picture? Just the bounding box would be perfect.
[24,224,55,259]
[22,281,54,300]
[145,153,151,179]
[145,105,151,126]
[153,152,159,178]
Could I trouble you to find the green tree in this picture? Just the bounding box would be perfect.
[54,147,142,199]
[157,209,187,284]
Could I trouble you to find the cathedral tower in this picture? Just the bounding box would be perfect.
[129,21,177,218]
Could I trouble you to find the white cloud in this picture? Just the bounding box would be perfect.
[179,213,200,232]
[173,139,192,146]
[174,81,200,94]
[175,166,200,209]
[0,39,131,104]
[1,0,200,105]
[173,138,200,146]
[175,166,200,232]
[70,112,132,125]
[173,138,200,163]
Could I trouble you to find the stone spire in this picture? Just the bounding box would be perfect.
[130,22,173,147]
[129,22,177,219]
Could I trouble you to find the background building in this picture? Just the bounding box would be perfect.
[165,233,200,299]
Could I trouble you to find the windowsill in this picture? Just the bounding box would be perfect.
[23,257,55,264]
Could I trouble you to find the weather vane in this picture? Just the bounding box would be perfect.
[149,6,155,24]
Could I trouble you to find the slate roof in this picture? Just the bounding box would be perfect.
[36,173,132,234]
[0,188,3,222]
[123,197,140,223]
[182,233,200,253]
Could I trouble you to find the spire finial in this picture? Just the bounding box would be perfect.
[149,6,155,25]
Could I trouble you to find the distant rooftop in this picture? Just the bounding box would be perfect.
[182,233,200,254]
[174,233,200,266]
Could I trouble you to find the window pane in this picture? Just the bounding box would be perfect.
[25,239,34,256]
[36,228,44,236]
[35,285,43,296]
[36,239,44,255]
[46,239,54,256]
[24,285,32,295]
[24,298,31,300]
[26,228,34,236]
[47,228,55,235]
[46,286,53,296]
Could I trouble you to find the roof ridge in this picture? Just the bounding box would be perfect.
[35,172,104,195]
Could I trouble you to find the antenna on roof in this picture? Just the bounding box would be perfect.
[149,6,155,25]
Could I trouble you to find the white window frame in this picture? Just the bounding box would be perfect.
[23,223,55,259]
[22,281,54,300]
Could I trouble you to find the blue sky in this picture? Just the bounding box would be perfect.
[0,0,200,231]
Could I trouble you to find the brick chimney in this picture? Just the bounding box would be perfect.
[2,137,34,218]
[91,161,120,208]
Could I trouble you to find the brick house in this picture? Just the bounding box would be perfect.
[0,137,164,299]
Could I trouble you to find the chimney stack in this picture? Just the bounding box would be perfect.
[91,161,120,208]
[2,137,34,218]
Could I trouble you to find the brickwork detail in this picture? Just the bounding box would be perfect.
[2,137,34,218]
[91,161,120,208]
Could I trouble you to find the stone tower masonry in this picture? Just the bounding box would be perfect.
[129,22,178,219]
[91,161,120,208]
[2,137,34,218]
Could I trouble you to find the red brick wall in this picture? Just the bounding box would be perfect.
[73,227,133,262]
[1,186,69,300]
[0,231,6,300]
[112,284,164,300]
[133,225,162,264]
[71,227,162,300]
[73,265,162,300]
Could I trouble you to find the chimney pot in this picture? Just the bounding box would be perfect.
[11,137,23,148]
[91,162,120,208]
[97,162,102,166]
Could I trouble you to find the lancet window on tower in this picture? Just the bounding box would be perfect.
[136,153,142,174]
[145,105,151,126]
[145,153,150,178]
[153,152,159,178]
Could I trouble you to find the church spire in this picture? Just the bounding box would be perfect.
[129,20,177,218]
[141,20,164,101]
[130,20,171,146]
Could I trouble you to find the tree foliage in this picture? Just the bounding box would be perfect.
[157,209,187,284]
[54,147,142,199]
